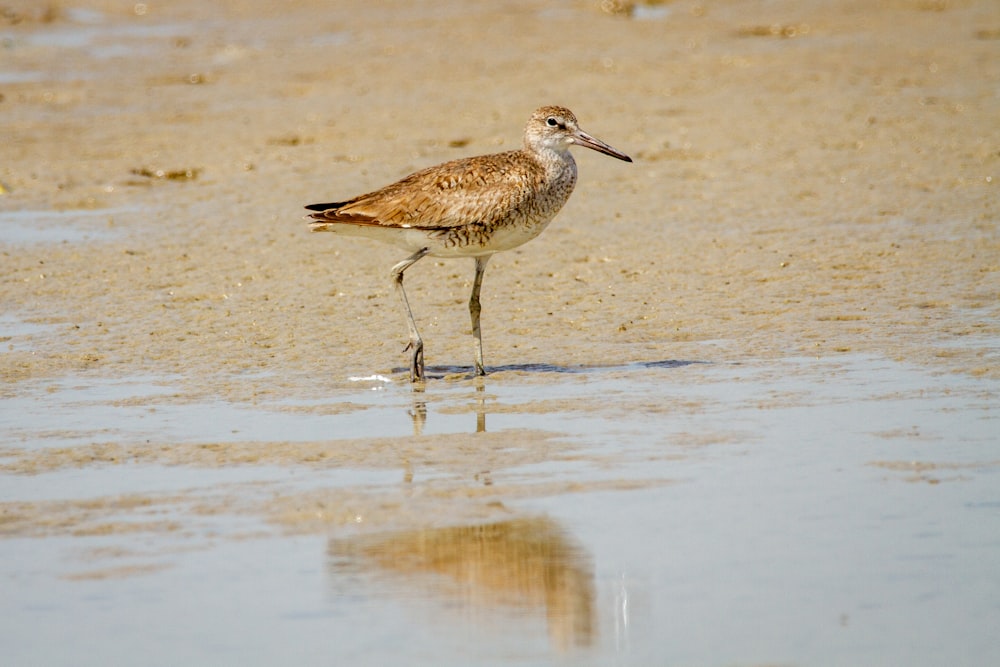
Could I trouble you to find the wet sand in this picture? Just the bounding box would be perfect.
[1,0,999,664]
[3,0,997,392]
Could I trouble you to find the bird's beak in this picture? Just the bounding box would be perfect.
[572,129,633,162]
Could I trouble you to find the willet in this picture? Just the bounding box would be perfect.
[305,105,632,381]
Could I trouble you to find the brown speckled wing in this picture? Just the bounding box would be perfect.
[307,151,544,230]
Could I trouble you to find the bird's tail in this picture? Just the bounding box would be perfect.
[304,202,347,232]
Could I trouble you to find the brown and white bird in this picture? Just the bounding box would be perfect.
[305,105,632,381]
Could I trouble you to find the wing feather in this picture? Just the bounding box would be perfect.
[305,151,545,230]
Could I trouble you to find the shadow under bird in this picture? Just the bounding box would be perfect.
[305,105,632,381]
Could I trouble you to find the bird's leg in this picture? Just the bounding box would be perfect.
[391,248,430,382]
[469,255,491,376]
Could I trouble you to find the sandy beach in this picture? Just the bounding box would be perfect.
[3,0,997,392]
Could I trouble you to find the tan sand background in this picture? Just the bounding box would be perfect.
[2,0,998,401]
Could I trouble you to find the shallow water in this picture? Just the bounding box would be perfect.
[2,354,997,665]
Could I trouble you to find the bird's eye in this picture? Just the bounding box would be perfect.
[546,117,558,127]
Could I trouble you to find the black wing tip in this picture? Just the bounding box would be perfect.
[304,202,340,212]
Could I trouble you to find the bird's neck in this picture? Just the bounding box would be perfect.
[532,145,577,181]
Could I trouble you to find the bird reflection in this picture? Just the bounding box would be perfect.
[474,378,486,433]
[328,516,595,651]
[407,376,488,435]
[408,384,428,435]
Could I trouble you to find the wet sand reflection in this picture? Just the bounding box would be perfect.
[328,516,595,650]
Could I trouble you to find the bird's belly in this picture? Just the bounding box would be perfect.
[423,218,553,258]
[314,221,551,258]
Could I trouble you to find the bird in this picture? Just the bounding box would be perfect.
[305,105,632,382]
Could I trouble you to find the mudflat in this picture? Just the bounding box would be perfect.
[2,0,996,395]
[1,3,998,663]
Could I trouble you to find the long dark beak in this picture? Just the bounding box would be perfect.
[572,129,633,162]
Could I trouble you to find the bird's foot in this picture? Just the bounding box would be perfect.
[406,341,425,382]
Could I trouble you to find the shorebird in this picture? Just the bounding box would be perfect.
[305,105,632,381]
